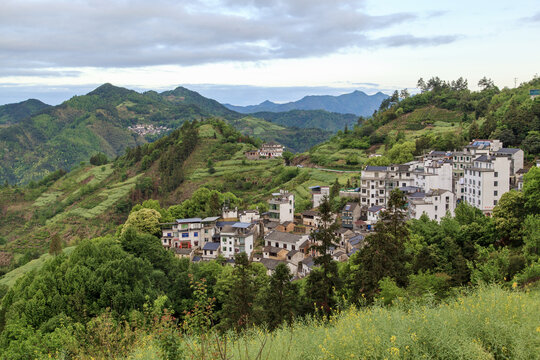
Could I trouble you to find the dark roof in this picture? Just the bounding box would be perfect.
[474,154,494,162]
[263,245,286,253]
[174,248,193,255]
[202,216,220,222]
[365,166,388,171]
[368,205,384,213]
[265,230,306,244]
[301,256,315,268]
[259,258,283,270]
[408,191,426,198]
[265,221,279,229]
[217,221,237,227]
[281,221,293,227]
[203,242,220,251]
[343,202,359,212]
[192,256,202,262]
[496,148,521,154]
[287,250,300,258]
[348,248,360,256]
[303,210,320,217]
[349,234,365,246]
[232,222,252,229]
[333,250,346,258]
[516,168,528,174]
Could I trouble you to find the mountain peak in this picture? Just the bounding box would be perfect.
[87,83,135,98]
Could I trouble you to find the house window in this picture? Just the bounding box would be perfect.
[494,181,498,186]
[494,172,498,177]
[494,200,498,206]
[182,233,189,238]
[292,245,296,250]
[194,232,198,237]
[435,206,438,211]
[494,191,498,196]
[204,229,208,234]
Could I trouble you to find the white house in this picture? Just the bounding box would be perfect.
[408,189,455,222]
[462,154,510,215]
[201,242,221,260]
[268,190,295,223]
[239,209,260,223]
[259,142,284,158]
[161,217,219,250]
[220,222,256,258]
[360,164,415,208]
[366,205,385,228]
[310,185,330,208]
[264,230,309,252]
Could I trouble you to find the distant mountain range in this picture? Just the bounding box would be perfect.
[224,90,389,116]
[0,99,50,125]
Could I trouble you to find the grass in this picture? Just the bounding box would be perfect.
[125,286,540,360]
[0,246,75,288]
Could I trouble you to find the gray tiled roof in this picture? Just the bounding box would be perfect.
[265,230,305,244]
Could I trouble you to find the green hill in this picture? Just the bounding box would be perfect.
[0,99,50,125]
[307,76,540,169]
[0,119,355,274]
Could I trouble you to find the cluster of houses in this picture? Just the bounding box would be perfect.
[127,124,169,136]
[161,139,532,277]
[245,142,284,159]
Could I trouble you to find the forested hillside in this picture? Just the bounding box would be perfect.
[308,76,540,168]
[0,99,50,125]
[252,109,358,132]
[0,84,340,184]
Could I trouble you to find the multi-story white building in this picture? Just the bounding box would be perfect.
[239,209,260,223]
[494,148,524,176]
[161,217,219,250]
[462,154,510,215]
[360,164,415,208]
[414,161,453,192]
[220,222,256,258]
[309,185,330,208]
[268,189,295,223]
[408,189,455,222]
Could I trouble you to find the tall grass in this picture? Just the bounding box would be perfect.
[127,286,539,360]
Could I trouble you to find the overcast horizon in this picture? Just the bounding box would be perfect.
[1,0,539,105]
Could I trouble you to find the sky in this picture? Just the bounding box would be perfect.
[0,0,539,106]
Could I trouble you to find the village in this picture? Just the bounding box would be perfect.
[160,138,534,277]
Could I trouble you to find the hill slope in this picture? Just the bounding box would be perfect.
[225,90,388,116]
[251,109,358,132]
[0,99,50,125]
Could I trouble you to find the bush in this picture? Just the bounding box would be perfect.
[90,153,108,166]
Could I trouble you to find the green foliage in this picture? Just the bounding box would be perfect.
[523,166,540,215]
[122,208,162,237]
[48,233,62,256]
[493,191,527,246]
[89,152,108,166]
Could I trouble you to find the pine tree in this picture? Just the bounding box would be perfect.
[306,196,341,313]
[330,178,340,199]
[49,233,62,256]
[348,189,410,301]
[257,263,299,330]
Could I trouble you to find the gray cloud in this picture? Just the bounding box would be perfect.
[0,0,460,73]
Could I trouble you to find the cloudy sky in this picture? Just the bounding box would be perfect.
[0,0,539,105]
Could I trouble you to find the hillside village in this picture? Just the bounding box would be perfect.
[160,137,533,277]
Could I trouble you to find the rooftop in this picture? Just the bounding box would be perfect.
[495,148,521,155]
[265,230,306,244]
[343,202,359,212]
[367,205,384,213]
[259,258,284,271]
[176,218,202,224]
[202,242,221,251]
[365,165,388,172]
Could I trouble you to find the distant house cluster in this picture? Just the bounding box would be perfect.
[245,142,284,160]
[128,124,169,136]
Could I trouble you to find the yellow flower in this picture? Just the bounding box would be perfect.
[512,282,518,289]
[390,335,396,343]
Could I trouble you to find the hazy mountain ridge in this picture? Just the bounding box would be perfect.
[224,90,389,116]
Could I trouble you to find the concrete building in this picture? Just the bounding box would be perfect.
[367,205,385,227]
[341,202,361,229]
[161,217,219,250]
[202,242,221,260]
[408,189,455,222]
[268,190,295,223]
[264,230,309,252]
[360,164,415,208]
[414,161,453,193]
[259,142,284,158]
[494,148,524,176]
[220,222,256,258]
[238,209,260,223]
[310,185,330,208]
[462,154,510,215]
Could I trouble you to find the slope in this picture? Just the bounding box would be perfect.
[0,99,50,125]
[0,119,356,275]
[251,109,358,132]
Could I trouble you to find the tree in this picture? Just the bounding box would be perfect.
[330,178,340,199]
[400,89,410,100]
[492,191,526,246]
[48,233,62,256]
[122,208,162,237]
[417,78,427,92]
[522,131,540,155]
[89,153,108,166]
[305,196,342,313]
[218,253,266,330]
[348,189,410,300]
[523,167,540,215]
[282,151,294,166]
[478,77,496,91]
[256,263,299,330]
